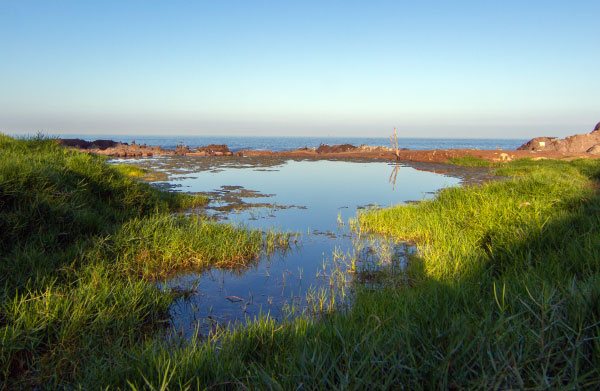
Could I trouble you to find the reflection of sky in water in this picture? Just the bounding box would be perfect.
[169,160,460,232]
[135,158,463,338]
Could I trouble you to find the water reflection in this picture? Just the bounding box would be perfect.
[118,156,492,338]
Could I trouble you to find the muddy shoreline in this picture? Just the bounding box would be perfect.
[236,146,596,163]
[58,137,599,164]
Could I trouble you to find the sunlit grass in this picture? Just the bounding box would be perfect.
[111,163,149,178]
[0,134,289,388]
[96,214,293,279]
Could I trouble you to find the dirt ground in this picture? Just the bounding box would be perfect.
[60,138,598,163]
[237,146,595,163]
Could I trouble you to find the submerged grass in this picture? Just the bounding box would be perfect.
[2,133,600,389]
[99,214,293,279]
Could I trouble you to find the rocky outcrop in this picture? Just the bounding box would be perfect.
[94,141,172,157]
[194,144,232,156]
[517,137,559,152]
[58,138,173,157]
[517,123,600,153]
[58,138,236,157]
[316,144,357,153]
[187,144,233,156]
[59,138,93,149]
[59,138,120,150]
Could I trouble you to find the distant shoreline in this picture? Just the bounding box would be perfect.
[57,137,597,164]
[38,134,527,152]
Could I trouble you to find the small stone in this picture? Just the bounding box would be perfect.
[499,153,512,161]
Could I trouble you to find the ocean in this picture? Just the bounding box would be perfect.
[36,134,528,152]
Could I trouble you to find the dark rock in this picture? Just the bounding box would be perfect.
[196,144,231,154]
[90,139,119,150]
[316,144,357,154]
[58,138,92,149]
[59,138,121,150]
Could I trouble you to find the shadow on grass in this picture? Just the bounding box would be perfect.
[3,138,600,390]
[92,164,600,390]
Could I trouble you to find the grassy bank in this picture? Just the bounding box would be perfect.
[96,158,599,390]
[0,135,290,389]
[2,135,599,389]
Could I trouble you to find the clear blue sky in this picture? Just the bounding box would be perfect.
[1,0,598,138]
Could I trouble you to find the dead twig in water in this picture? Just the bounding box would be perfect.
[389,164,400,190]
[388,128,401,190]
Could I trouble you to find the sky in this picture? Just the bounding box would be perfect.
[1,0,599,139]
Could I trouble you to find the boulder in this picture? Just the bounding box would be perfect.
[517,137,557,151]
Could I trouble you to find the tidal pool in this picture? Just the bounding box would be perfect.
[120,156,491,338]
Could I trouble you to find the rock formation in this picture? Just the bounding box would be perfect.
[517,123,600,153]
[316,143,357,153]
[58,138,172,157]
[58,139,235,157]
[189,144,233,156]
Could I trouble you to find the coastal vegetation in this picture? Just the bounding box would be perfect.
[2,134,599,389]
[110,157,600,390]
[0,135,289,389]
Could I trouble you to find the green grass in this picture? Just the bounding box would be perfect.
[2,134,600,389]
[99,158,600,391]
[448,155,495,167]
[100,214,293,279]
[0,135,290,389]
[111,163,150,178]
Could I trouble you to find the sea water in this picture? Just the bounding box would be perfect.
[44,134,526,152]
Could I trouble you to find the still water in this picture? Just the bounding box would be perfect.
[120,156,489,338]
